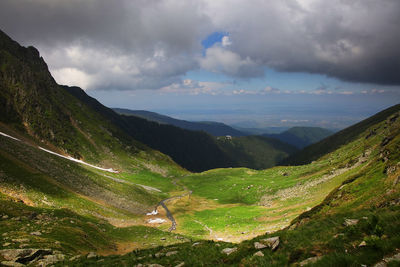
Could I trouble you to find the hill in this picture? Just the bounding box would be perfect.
[282,104,400,165]
[264,126,333,149]
[215,135,298,170]
[66,87,236,172]
[114,108,246,137]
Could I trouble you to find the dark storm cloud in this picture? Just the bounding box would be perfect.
[206,0,400,85]
[0,0,399,89]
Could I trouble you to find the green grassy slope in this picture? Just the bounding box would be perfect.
[215,135,298,170]
[265,127,333,149]
[66,103,400,267]
[282,104,400,165]
[0,131,187,257]
[0,29,183,175]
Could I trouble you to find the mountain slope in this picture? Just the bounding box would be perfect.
[215,135,298,170]
[0,29,239,172]
[265,126,333,149]
[282,104,400,165]
[69,104,400,266]
[114,108,246,137]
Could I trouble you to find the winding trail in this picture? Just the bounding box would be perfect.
[154,190,192,231]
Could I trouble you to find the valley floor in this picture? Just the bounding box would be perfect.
[0,109,400,266]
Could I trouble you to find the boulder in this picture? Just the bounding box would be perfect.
[253,251,264,257]
[87,252,97,259]
[221,247,237,255]
[261,236,280,251]
[254,242,267,249]
[0,249,52,264]
[343,219,359,226]
[175,262,185,267]
[299,256,322,266]
[1,261,25,267]
[166,251,178,257]
[30,231,42,236]
[359,241,367,247]
[155,252,165,258]
[36,254,65,266]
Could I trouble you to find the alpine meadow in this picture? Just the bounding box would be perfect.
[0,1,400,266]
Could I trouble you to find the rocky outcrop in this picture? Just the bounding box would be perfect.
[0,248,64,266]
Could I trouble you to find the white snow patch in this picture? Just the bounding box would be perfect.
[1,131,118,173]
[147,218,166,224]
[0,131,21,141]
[146,210,158,216]
[37,146,119,173]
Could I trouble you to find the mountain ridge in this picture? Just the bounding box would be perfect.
[264,126,333,149]
[113,108,246,137]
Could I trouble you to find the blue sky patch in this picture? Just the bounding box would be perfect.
[201,32,228,49]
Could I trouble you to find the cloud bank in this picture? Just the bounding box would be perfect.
[1,0,399,90]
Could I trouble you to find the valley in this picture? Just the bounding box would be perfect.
[0,28,399,266]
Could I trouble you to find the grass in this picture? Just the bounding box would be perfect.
[0,102,399,266]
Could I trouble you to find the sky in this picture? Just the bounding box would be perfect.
[1,0,399,129]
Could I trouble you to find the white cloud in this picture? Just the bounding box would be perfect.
[1,0,399,88]
[221,36,232,47]
[52,68,93,89]
[199,46,262,77]
[159,79,228,95]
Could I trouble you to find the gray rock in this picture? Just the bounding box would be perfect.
[166,251,178,257]
[382,252,400,264]
[261,236,280,251]
[69,255,81,261]
[253,251,264,257]
[221,247,237,255]
[373,262,387,267]
[343,219,359,226]
[254,242,267,249]
[300,256,322,266]
[192,242,201,247]
[1,261,25,267]
[30,231,42,236]
[36,254,65,266]
[175,262,185,267]
[0,248,52,264]
[148,264,165,267]
[155,252,165,258]
[359,241,367,247]
[87,251,97,258]
[2,243,11,247]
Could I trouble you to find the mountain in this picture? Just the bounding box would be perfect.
[0,29,240,172]
[215,135,298,170]
[264,126,333,149]
[282,104,400,165]
[114,108,246,137]
[1,29,399,266]
[66,87,236,172]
